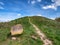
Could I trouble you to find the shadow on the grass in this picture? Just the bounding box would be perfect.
[7,33,23,39]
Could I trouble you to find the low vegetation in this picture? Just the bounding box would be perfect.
[0,16,60,45]
[0,16,43,45]
[30,16,60,45]
[55,17,60,22]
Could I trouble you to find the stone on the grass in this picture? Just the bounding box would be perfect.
[11,24,23,36]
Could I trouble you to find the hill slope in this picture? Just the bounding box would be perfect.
[0,16,60,45]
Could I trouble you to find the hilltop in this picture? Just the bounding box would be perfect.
[0,16,60,45]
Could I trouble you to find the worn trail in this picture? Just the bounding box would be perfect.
[28,17,53,45]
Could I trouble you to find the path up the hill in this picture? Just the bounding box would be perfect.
[28,17,53,45]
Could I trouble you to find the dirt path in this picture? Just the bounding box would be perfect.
[28,17,53,45]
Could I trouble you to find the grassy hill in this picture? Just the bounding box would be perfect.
[0,16,60,45]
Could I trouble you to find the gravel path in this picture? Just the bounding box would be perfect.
[28,17,53,45]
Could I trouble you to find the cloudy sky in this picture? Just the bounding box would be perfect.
[0,0,60,22]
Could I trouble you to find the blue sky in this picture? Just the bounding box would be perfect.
[0,0,60,22]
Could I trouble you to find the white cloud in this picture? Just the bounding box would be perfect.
[0,2,4,9]
[51,0,55,2]
[0,18,12,22]
[37,0,41,2]
[50,18,55,20]
[28,0,42,4]
[42,0,60,10]
[31,0,36,4]
[55,0,60,6]
[0,2,4,5]
[0,6,4,9]
[36,14,42,16]
[42,4,57,10]
[0,13,21,22]
[17,14,21,16]
[52,0,60,10]
[51,0,60,7]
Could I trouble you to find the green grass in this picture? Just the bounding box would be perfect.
[0,16,43,45]
[30,16,60,45]
[0,16,60,45]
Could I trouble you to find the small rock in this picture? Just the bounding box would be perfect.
[31,35,37,40]
[12,37,16,40]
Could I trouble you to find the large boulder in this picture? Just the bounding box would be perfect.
[11,24,23,36]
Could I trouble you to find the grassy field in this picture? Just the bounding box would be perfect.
[30,16,60,45]
[0,16,43,45]
[0,16,60,45]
